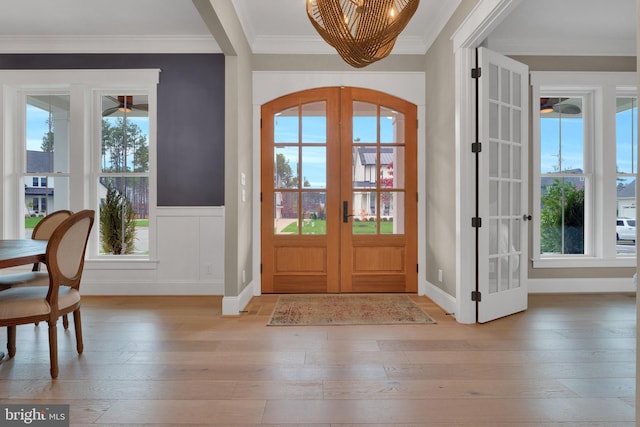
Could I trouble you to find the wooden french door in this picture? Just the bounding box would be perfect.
[261,87,417,293]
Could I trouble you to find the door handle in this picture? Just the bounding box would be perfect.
[343,201,354,223]
[523,214,532,221]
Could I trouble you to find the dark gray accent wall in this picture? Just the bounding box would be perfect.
[0,54,225,206]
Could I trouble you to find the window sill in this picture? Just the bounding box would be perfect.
[85,258,159,270]
[533,257,636,269]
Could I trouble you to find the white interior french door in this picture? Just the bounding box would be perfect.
[477,47,529,323]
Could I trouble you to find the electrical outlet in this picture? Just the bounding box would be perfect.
[438,269,443,282]
[242,270,246,284]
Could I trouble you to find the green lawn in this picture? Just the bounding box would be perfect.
[280,220,394,234]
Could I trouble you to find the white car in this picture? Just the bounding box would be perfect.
[616,218,636,242]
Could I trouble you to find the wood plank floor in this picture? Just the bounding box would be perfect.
[0,293,635,426]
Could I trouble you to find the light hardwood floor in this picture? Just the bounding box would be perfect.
[0,293,635,426]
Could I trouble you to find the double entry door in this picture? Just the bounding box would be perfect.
[261,87,417,293]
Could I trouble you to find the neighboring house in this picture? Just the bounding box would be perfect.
[24,150,54,216]
[617,179,636,219]
[352,146,394,218]
[539,168,586,193]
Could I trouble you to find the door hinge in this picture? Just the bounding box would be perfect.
[260,118,262,128]
[471,142,482,153]
[471,290,481,302]
[417,264,419,273]
[416,192,419,203]
[471,217,482,228]
[260,192,262,202]
[471,67,481,79]
[416,118,419,129]
[260,263,263,274]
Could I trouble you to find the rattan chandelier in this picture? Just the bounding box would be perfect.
[306,0,419,68]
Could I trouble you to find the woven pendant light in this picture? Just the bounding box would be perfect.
[307,0,419,68]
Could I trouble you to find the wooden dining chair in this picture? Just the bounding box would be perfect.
[31,210,74,271]
[0,209,74,328]
[0,210,94,378]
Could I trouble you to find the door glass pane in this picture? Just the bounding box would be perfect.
[274,146,299,189]
[302,102,326,144]
[489,102,499,139]
[511,219,520,252]
[501,182,510,216]
[380,192,404,234]
[380,106,405,144]
[511,255,521,289]
[512,145,521,179]
[489,181,498,216]
[501,106,511,141]
[301,146,326,189]
[512,73,521,107]
[489,63,499,101]
[274,192,299,235]
[352,192,376,234]
[513,109,522,143]
[301,192,326,235]
[380,146,404,189]
[501,143,510,178]
[500,255,510,291]
[274,106,298,143]
[512,182,521,215]
[489,141,499,178]
[489,219,499,255]
[488,257,498,293]
[353,102,377,143]
[501,68,510,104]
[352,146,377,189]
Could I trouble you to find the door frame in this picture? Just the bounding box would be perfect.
[452,0,525,323]
[252,71,426,296]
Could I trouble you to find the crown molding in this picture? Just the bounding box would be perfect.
[0,35,221,54]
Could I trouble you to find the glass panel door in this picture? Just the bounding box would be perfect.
[261,87,417,293]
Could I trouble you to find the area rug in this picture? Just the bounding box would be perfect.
[267,294,436,326]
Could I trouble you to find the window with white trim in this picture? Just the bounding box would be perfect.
[0,69,158,260]
[531,72,637,268]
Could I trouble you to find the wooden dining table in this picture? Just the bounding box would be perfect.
[0,239,47,361]
[0,239,47,269]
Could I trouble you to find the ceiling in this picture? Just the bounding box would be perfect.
[0,0,635,57]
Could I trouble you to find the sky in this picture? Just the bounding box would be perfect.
[26,103,149,154]
[273,114,396,188]
[540,105,637,179]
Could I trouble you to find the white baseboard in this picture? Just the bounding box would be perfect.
[422,280,457,316]
[81,280,224,295]
[222,280,255,315]
[528,277,637,293]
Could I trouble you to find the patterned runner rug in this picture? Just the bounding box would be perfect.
[267,294,436,326]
